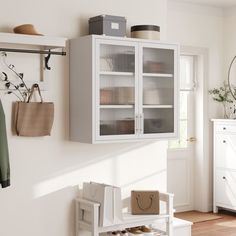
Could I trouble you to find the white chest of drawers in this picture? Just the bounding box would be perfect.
[212,119,236,213]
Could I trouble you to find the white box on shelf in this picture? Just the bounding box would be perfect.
[83,182,123,226]
[83,182,113,226]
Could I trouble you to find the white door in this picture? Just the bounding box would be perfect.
[167,55,197,212]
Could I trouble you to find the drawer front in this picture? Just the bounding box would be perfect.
[215,134,236,169]
[215,123,236,134]
[215,170,236,208]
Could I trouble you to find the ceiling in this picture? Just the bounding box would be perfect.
[169,0,236,7]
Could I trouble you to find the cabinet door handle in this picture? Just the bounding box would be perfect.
[135,114,139,133]
[223,127,226,130]
[223,176,226,180]
[223,140,226,143]
[140,113,144,133]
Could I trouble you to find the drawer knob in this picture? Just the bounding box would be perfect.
[223,140,226,143]
[223,127,226,130]
[223,176,226,180]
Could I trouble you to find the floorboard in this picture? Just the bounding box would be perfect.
[192,211,236,236]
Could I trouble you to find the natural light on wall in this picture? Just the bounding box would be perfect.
[169,55,196,149]
[33,142,167,199]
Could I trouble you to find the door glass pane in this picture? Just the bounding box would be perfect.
[169,92,189,148]
[169,54,195,149]
[142,47,175,134]
[180,91,188,120]
[143,48,174,74]
[100,44,135,72]
[180,56,195,90]
[99,44,135,136]
[100,109,135,135]
[143,77,174,106]
[144,108,174,134]
[169,119,187,149]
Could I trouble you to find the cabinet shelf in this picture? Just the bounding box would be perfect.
[143,73,173,78]
[100,71,134,76]
[143,105,173,109]
[100,105,134,109]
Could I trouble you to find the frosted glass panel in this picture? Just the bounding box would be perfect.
[100,108,135,136]
[100,75,135,105]
[143,77,174,105]
[143,48,174,74]
[100,44,135,72]
[143,108,174,134]
[99,43,136,136]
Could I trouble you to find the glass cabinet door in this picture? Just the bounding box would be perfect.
[140,45,177,136]
[96,41,138,139]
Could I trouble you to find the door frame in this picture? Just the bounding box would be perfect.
[167,54,196,212]
[167,46,210,212]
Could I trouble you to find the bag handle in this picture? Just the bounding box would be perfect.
[27,83,43,103]
[136,194,154,211]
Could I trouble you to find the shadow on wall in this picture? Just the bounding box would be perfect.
[31,140,167,236]
[78,15,90,36]
[33,141,167,199]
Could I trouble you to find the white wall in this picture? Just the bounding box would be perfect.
[167,1,224,212]
[224,7,236,83]
[0,1,168,236]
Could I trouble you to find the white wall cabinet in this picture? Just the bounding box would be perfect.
[212,119,236,212]
[70,35,179,143]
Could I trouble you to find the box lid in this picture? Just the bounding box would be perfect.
[131,25,160,32]
[89,15,126,23]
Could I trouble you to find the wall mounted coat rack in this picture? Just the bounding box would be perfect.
[0,32,67,90]
[0,48,66,70]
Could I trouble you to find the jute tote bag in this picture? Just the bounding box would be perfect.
[14,84,54,137]
[131,190,160,215]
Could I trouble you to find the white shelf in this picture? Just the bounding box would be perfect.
[143,105,174,109]
[100,105,134,109]
[75,192,174,236]
[98,213,169,233]
[100,71,134,76]
[0,32,67,49]
[143,73,173,78]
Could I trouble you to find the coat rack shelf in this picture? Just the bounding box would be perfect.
[0,32,67,90]
[0,32,67,49]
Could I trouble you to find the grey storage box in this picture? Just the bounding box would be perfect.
[89,15,127,37]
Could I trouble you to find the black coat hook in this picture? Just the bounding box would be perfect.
[45,51,51,70]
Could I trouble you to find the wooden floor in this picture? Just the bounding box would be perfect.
[192,211,236,236]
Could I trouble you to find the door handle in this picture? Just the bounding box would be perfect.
[186,137,197,142]
[135,114,139,133]
[139,113,144,133]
